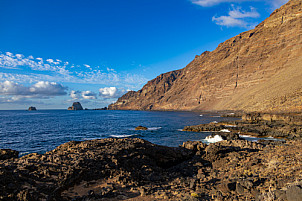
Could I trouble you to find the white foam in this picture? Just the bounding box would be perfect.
[225,125,237,127]
[212,116,221,118]
[177,129,183,131]
[220,129,231,132]
[211,121,218,124]
[203,135,224,143]
[110,134,137,138]
[148,127,162,130]
[239,134,255,138]
[199,114,203,117]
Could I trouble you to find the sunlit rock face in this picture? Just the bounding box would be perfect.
[109,0,302,112]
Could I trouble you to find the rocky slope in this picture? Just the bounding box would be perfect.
[1,138,302,200]
[109,0,302,112]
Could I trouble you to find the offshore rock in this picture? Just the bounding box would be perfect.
[135,126,148,130]
[68,102,83,110]
[109,0,302,112]
[28,106,36,111]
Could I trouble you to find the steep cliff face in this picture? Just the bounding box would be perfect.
[109,0,302,112]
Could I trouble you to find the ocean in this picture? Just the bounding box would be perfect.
[0,110,240,156]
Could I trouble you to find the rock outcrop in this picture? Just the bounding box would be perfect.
[184,112,302,139]
[68,102,83,110]
[1,138,302,200]
[135,126,148,130]
[109,0,302,112]
[28,106,36,111]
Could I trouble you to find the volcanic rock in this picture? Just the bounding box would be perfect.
[135,126,148,130]
[28,106,36,111]
[0,149,19,160]
[1,138,302,200]
[109,0,302,112]
[68,102,83,110]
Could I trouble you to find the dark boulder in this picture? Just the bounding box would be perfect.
[0,149,19,160]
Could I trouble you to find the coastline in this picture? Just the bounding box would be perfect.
[1,138,302,201]
[1,111,302,200]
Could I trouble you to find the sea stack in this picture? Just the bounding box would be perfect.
[68,102,83,110]
[28,106,37,111]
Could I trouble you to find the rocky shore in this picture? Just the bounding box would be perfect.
[184,112,302,139]
[1,133,302,200]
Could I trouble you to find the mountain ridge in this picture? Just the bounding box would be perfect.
[109,0,302,112]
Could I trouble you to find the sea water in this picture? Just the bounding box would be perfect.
[0,110,238,155]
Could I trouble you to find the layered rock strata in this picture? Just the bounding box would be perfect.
[109,0,302,112]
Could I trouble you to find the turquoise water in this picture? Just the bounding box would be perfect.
[0,110,238,155]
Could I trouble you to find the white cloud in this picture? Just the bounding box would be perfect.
[191,0,249,7]
[270,0,289,9]
[212,6,259,28]
[81,91,97,99]
[0,81,67,98]
[70,90,81,99]
[70,90,97,100]
[29,81,67,96]
[99,87,126,99]
[0,51,148,89]
[46,59,54,63]
[191,0,289,8]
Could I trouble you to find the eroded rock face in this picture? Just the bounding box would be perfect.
[109,0,302,112]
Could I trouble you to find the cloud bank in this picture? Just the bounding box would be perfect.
[0,51,148,87]
[0,81,67,102]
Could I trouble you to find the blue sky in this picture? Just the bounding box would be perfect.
[0,0,289,109]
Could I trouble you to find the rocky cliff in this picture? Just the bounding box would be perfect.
[109,0,302,112]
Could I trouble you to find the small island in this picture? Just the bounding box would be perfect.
[28,106,37,111]
[68,102,83,110]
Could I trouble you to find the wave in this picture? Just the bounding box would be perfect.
[225,125,237,127]
[203,135,224,143]
[148,127,162,131]
[110,134,138,138]
[220,129,231,132]
[239,134,255,138]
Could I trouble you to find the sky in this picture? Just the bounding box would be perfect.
[0,0,289,109]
